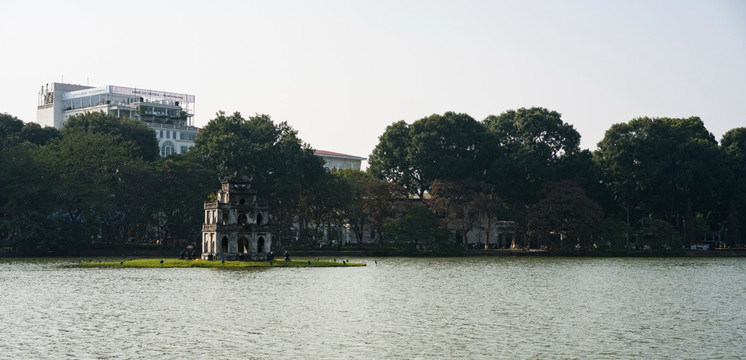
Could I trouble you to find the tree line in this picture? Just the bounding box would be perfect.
[368,108,746,251]
[1,107,744,255]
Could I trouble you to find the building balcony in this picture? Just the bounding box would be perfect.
[146,122,198,132]
[204,202,218,210]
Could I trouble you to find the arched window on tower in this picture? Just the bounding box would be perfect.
[161,140,175,157]
[221,236,228,253]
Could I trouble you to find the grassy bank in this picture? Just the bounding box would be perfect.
[79,258,365,268]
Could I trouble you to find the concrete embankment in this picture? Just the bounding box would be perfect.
[683,250,746,257]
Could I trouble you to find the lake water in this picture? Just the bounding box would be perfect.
[1,257,744,359]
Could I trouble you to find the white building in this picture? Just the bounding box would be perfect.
[37,82,198,157]
[314,150,366,171]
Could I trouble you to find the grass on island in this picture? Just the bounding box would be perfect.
[79,258,365,268]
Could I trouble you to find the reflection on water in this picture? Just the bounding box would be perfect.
[1,257,745,359]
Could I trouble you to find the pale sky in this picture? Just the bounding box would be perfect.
[1,0,744,165]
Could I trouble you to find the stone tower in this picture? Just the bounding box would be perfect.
[201,175,271,261]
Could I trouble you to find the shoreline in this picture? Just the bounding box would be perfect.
[78,258,364,268]
[3,247,745,258]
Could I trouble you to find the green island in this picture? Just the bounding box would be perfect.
[79,258,365,268]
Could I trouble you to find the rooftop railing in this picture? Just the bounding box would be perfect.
[146,122,199,131]
[63,99,193,115]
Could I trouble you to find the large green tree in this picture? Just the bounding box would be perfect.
[335,169,406,246]
[368,121,419,196]
[369,112,496,198]
[62,111,159,161]
[151,152,217,244]
[480,107,583,249]
[530,180,604,250]
[721,127,746,245]
[0,114,56,251]
[382,205,452,252]
[296,170,349,246]
[483,107,581,204]
[0,142,57,252]
[336,170,374,244]
[0,113,59,148]
[427,178,493,249]
[193,111,276,182]
[36,131,148,251]
[0,112,24,149]
[409,112,496,191]
[364,175,408,246]
[21,122,60,146]
[193,111,326,247]
[1,112,161,253]
[594,116,726,246]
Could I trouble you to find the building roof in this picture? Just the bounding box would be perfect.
[61,84,195,104]
[314,149,366,161]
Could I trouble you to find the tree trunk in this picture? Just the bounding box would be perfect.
[484,215,491,250]
[726,204,740,247]
[685,197,695,247]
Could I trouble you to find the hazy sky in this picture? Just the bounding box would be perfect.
[1,0,744,164]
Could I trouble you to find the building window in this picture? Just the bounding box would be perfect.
[181,146,188,154]
[159,130,163,138]
[161,141,175,157]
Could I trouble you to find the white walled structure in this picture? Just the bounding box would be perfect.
[37,82,198,157]
[37,83,91,129]
[314,150,366,171]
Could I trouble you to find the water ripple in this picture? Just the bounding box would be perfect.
[1,257,745,359]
